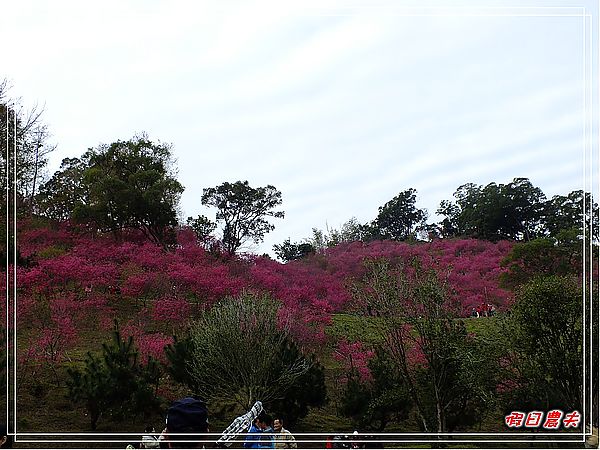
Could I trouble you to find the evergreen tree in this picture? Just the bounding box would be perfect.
[67,322,162,430]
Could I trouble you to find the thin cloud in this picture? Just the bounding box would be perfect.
[1,1,594,256]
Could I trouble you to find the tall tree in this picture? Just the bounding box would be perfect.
[201,180,284,254]
[505,177,547,240]
[500,275,583,413]
[437,178,547,241]
[351,259,497,432]
[544,190,599,241]
[371,189,427,241]
[36,156,90,221]
[62,135,184,245]
[0,79,56,212]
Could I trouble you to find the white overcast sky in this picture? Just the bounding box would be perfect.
[2,0,598,255]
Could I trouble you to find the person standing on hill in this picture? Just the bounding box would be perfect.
[273,418,297,449]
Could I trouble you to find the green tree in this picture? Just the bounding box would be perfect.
[327,217,374,245]
[201,181,284,254]
[338,347,411,431]
[273,238,315,262]
[71,135,184,245]
[187,293,322,415]
[67,323,162,430]
[36,156,90,221]
[304,218,372,252]
[500,237,582,288]
[371,189,427,241]
[186,215,217,245]
[164,335,200,393]
[351,259,497,432]
[544,190,599,241]
[438,178,547,241]
[268,341,327,428]
[501,276,583,413]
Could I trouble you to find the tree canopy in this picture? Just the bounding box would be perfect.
[201,180,284,254]
[501,275,583,412]
[37,156,90,222]
[437,178,547,241]
[38,135,184,246]
[545,190,599,241]
[437,178,597,242]
[273,238,315,262]
[186,214,217,246]
[370,188,427,241]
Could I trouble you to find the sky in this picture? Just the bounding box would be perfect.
[2,0,598,256]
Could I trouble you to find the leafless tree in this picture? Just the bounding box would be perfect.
[0,78,56,212]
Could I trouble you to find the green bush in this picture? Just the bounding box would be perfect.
[67,322,162,430]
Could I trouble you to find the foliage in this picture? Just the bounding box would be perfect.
[16,221,514,378]
[500,237,581,288]
[544,190,599,241]
[187,292,323,413]
[36,156,89,222]
[338,347,411,431]
[307,218,374,252]
[66,322,162,430]
[67,326,160,430]
[438,178,599,244]
[350,258,497,432]
[273,238,315,262]
[437,178,547,241]
[322,239,512,315]
[164,335,199,393]
[78,135,184,245]
[268,340,327,428]
[186,215,217,246]
[334,339,375,382]
[370,188,427,241]
[39,135,184,246]
[500,275,583,412]
[306,191,429,250]
[14,169,600,434]
[249,256,345,344]
[329,217,373,245]
[201,180,284,254]
[165,327,326,428]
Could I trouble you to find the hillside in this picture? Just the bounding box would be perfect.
[3,219,517,437]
